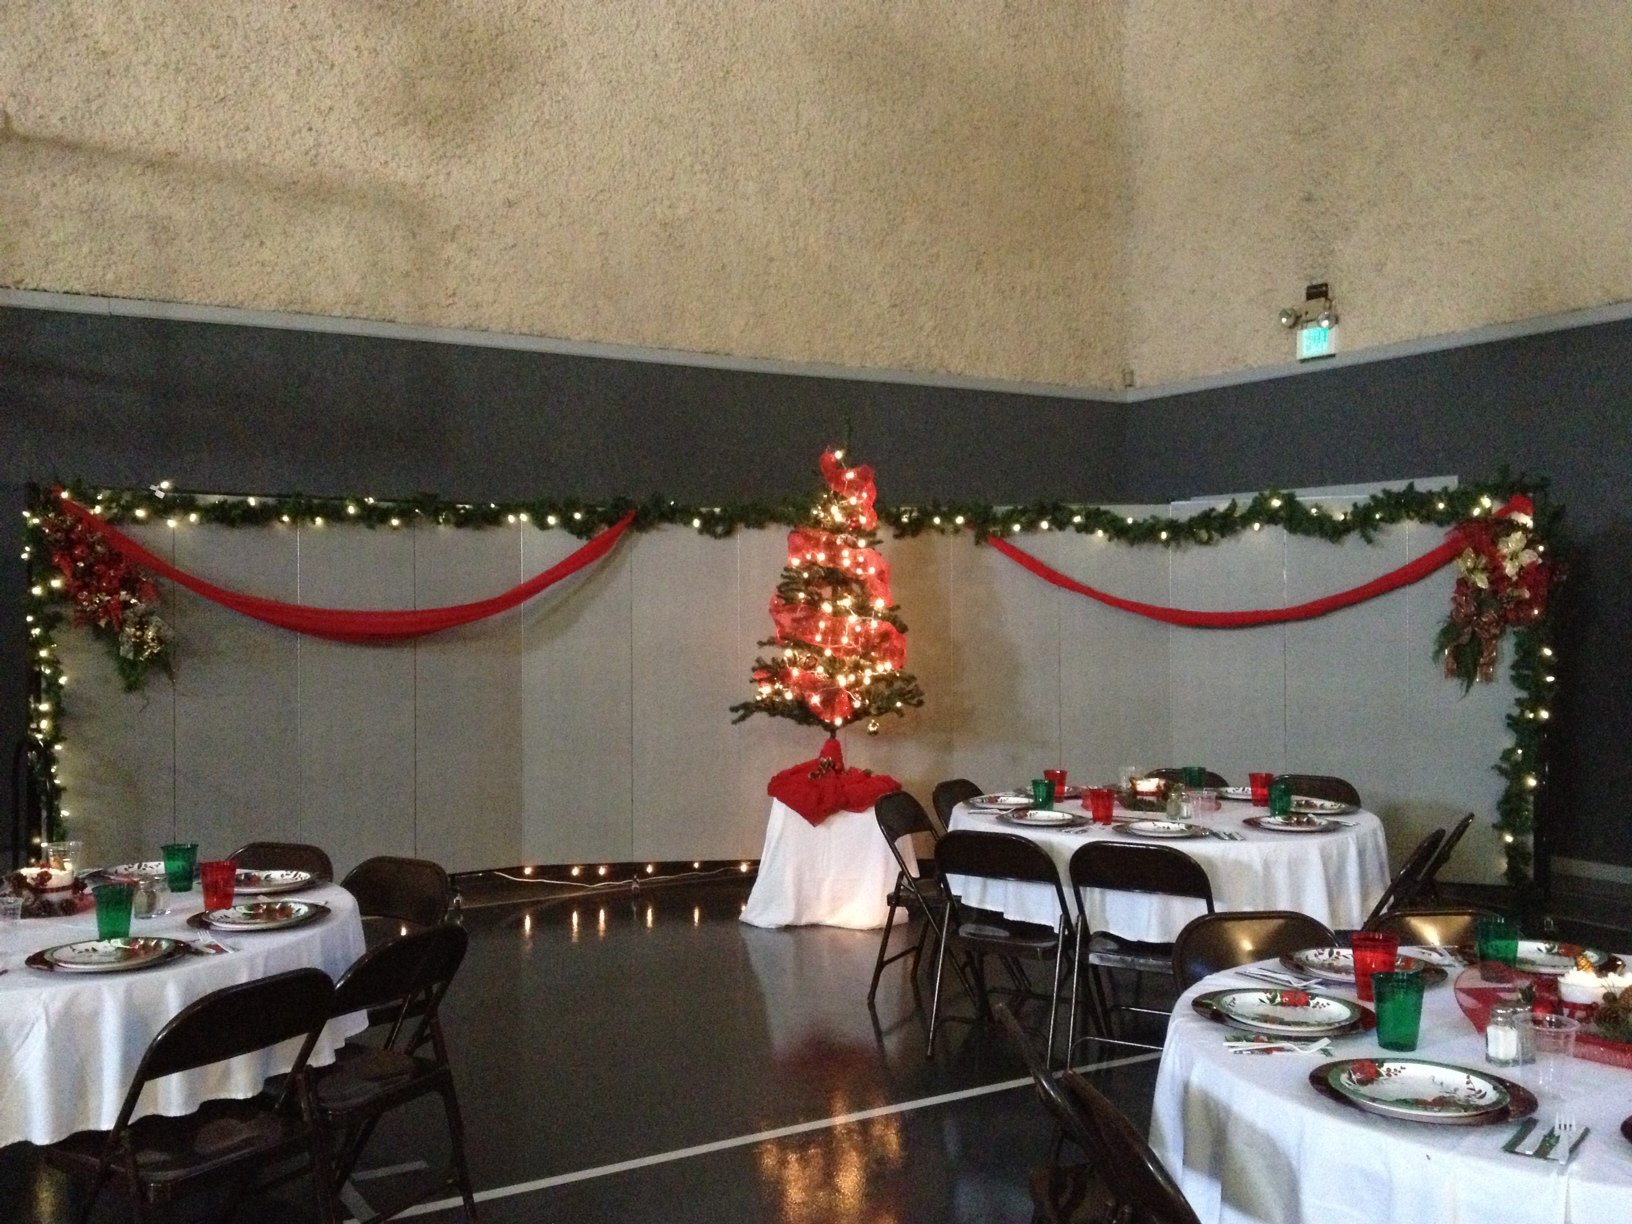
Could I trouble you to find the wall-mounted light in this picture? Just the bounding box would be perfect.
[1279,282,1339,360]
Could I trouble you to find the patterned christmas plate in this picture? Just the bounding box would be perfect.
[195,900,327,931]
[1291,797,1360,816]
[1513,940,1619,976]
[1243,814,1343,835]
[1282,947,1448,988]
[1194,988,1371,1036]
[1311,1059,1532,1125]
[36,937,181,974]
[998,809,1082,828]
[972,794,1032,809]
[1219,787,1255,802]
[1118,820,1209,840]
[232,868,313,895]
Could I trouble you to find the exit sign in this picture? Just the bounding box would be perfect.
[1297,324,1338,361]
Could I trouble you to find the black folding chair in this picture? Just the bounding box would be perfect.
[342,855,461,949]
[230,840,335,881]
[931,778,984,836]
[311,924,480,1222]
[1063,1072,1203,1224]
[1067,841,1214,1055]
[41,969,339,1224]
[868,791,960,1006]
[1271,774,1362,807]
[1417,811,1477,902]
[929,831,1076,1066]
[1171,910,1337,991]
[1360,827,1447,931]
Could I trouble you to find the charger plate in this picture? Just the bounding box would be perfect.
[1194,988,1373,1036]
[1291,797,1360,816]
[973,794,1031,809]
[192,900,328,932]
[998,809,1084,828]
[1512,940,1620,976]
[1219,787,1256,802]
[232,868,313,895]
[1117,820,1209,840]
[1243,814,1342,835]
[1282,947,1448,988]
[33,937,182,974]
[1311,1059,1535,1126]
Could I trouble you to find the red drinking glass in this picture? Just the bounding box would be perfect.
[200,860,237,912]
[1086,787,1116,824]
[1043,769,1068,798]
[1248,772,1274,806]
[1350,931,1400,1003]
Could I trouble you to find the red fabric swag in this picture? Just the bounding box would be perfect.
[767,738,900,826]
[55,495,635,642]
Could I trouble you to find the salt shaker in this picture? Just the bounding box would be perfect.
[1486,1002,1534,1066]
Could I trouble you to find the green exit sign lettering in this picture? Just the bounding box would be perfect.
[1297,325,1338,361]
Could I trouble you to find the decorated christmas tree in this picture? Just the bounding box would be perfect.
[731,449,924,734]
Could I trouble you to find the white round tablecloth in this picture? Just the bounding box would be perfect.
[0,881,367,1146]
[740,800,907,930]
[948,798,1391,941]
[1151,957,1632,1224]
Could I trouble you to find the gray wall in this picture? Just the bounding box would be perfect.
[4,305,1627,874]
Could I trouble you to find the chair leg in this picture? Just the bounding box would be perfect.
[926,915,954,1058]
[867,899,903,1004]
[438,1082,481,1220]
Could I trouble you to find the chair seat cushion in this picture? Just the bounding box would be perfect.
[1087,932,1173,973]
[956,914,1062,955]
[314,1047,426,1111]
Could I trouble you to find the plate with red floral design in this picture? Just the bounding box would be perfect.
[1312,1059,1532,1125]
[1193,988,1371,1036]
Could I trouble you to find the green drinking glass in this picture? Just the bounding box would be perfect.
[1267,779,1293,816]
[1475,914,1519,968]
[1372,970,1426,1052]
[1029,778,1056,810]
[93,881,136,941]
[161,842,198,892]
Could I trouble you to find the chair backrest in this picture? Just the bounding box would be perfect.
[1068,842,1214,913]
[1418,811,1476,890]
[1374,906,1495,950]
[1172,910,1337,991]
[995,1004,1094,1153]
[931,778,984,834]
[1272,774,1361,807]
[1361,827,1447,929]
[334,924,469,1048]
[875,789,938,844]
[1062,1072,1202,1224]
[1148,767,1231,789]
[230,840,335,881]
[126,968,335,1107]
[935,831,1073,928]
[342,855,456,928]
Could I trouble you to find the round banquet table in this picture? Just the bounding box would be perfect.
[1151,956,1632,1224]
[0,881,367,1147]
[949,797,1390,941]
[740,799,904,930]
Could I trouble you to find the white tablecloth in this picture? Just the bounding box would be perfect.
[1151,958,1632,1223]
[740,800,908,930]
[0,881,367,1146]
[948,799,1391,941]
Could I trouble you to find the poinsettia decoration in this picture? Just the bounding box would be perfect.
[40,505,171,691]
[1436,497,1558,690]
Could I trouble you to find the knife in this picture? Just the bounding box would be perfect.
[1502,1119,1538,1154]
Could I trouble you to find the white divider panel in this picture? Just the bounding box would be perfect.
[52,482,1515,885]
[296,524,417,874]
[170,526,301,861]
[414,525,524,875]
[521,527,635,867]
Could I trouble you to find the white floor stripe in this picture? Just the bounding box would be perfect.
[390,1050,1162,1218]
[352,1159,432,1182]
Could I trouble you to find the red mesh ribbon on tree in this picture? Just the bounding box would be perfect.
[986,496,1537,630]
[767,737,899,826]
[53,493,635,642]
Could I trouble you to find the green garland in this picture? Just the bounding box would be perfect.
[23,474,1560,886]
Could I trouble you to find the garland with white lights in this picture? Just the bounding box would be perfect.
[21,474,1560,885]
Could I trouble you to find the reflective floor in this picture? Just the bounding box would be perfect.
[2,877,1166,1223]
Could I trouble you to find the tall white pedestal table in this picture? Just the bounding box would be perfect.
[740,799,904,929]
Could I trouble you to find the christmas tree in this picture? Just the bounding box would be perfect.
[732,449,925,734]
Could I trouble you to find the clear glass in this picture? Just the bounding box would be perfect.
[1524,1013,1581,1130]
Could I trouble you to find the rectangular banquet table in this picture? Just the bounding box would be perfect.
[949,797,1391,942]
[1152,955,1632,1224]
[0,881,367,1147]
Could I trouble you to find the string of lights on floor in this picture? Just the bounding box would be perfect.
[21,473,1562,886]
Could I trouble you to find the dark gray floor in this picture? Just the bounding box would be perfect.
[3,878,1165,1223]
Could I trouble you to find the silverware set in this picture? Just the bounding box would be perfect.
[1233,967,1322,989]
[1503,1118,1588,1163]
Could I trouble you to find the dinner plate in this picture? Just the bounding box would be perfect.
[92,860,169,880]
[1291,797,1360,816]
[973,794,1032,809]
[1118,820,1209,840]
[232,868,313,895]
[998,809,1082,828]
[1312,1059,1520,1124]
[1243,814,1343,835]
[39,937,181,973]
[196,900,327,931]
[1513,940,1618,976]
[1196,988,1367,1035]
[1281,947,1448,988]
[1219,786,1255,802]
